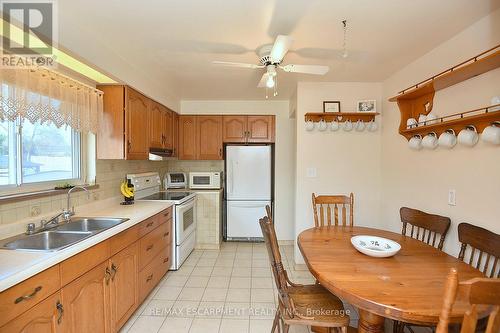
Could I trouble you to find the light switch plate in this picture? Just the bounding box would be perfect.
[448,189,456,206]
[306,167,317,178]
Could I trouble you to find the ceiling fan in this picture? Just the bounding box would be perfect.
[212,35,329,97]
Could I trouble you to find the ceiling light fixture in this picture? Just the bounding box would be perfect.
[266,75,275,88]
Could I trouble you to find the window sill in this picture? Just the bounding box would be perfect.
[0,184,99,204]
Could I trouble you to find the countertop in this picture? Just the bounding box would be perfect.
[0,198,173,292]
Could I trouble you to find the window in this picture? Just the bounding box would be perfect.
[0,118,80,187]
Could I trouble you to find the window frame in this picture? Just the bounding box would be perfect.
[0,117,86,195]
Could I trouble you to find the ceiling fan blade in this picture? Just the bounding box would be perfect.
[257,73,270,88]
[212,61,263,69]
[280,64,329,75]
[270,35,293,63]
[267,0,312,37]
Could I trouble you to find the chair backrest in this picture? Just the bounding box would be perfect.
[436,268,500,333]
[458,223,500,278]
[312,193,354,227]
[400,207,451,250]
[259,205,294,313]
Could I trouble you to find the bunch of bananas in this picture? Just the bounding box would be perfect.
[120,180,134,198]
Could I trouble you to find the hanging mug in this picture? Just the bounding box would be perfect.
[343,120,353,132]
[305,120,315,131]
[318,119,328,131]
[355,120,365,131]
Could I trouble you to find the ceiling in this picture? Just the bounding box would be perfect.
[58,0,499,100]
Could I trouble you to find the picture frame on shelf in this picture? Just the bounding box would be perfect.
[323,101,341,113]
[357,100,376,112]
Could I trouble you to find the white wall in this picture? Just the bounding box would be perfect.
[294,82,383,263]
[381,9,500,257]
[180,100,296,241]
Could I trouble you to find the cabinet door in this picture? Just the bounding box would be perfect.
[197,116,223,160]
[109,242,139,332]
[149,101,164,149]
[223,116,247,143]
[126,87,150,159]
[172,112,179,157]
[163,108,173,149]
[96,85,126,159]
[247,115,275,143]
[178,115,198,160]
[0,292,62,333]
[60,262,110,333]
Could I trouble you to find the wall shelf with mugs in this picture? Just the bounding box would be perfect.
[304,112,380,132]
[388,44,500,149]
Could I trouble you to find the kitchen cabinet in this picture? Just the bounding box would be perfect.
[59,261,110,333]
[197,116,223,160]
[172,111,179,157]
[222,116,247,143]
[222,115,275,143]
[178,115,198,160]
[149,101,164,149]
[0,207,173,333]
[164,108,174,150]
[247,115,275,142]
[108,243,139,332]
[179,115,223,160]
[0,292,62,333]
[126,88,150,159]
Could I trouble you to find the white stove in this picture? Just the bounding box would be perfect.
[127,172,196,270]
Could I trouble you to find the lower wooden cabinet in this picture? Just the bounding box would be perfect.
[59,262,110,333]
[0,292,62,333]
[109,243,139,332]
[0,207,173,333]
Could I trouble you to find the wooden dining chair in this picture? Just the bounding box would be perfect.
[400,207,451,250]
[458,223,500,278]
[260,205,350,333]
[312,193,354,227]
[435,268,500,333]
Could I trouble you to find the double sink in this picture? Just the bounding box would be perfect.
[0,217,129,252]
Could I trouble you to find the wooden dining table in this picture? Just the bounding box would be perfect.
[297,226,485,333]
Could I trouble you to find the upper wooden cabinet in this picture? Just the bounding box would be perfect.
[178,115,223,160]
[178,116,198,160]
[197,116,223,160]
[223,115,275,143]
[97,85,177,160]
[172,112,179,157]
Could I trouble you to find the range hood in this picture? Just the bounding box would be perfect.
[149,148,176,161]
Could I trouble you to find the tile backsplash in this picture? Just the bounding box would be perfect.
[0,159,223,237]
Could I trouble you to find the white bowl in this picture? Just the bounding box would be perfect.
[350,235,401,258]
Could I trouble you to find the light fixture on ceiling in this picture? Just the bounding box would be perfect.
[342,20,349,59]
[266,76,275,88]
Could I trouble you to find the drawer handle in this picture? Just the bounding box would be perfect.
[163,257,169,263]
[105,267,112,285]
[146,274,154,282]
[14,286,42,304]
[163,232,169,237]
[163,212,169,217]
[146,244,154,251]
[56,301,64,324]
[111,263,118,281]
[146,221,154,228]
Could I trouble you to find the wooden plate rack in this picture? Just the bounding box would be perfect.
[388,45,500,140]
[304,112,379,123]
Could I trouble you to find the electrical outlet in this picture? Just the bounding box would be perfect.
[448,189,456,206]
[306,167,317,178]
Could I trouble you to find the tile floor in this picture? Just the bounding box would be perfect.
[120,242,359,333]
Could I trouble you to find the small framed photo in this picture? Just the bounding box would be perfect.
[323,101,341,113]
[357,100,376,112]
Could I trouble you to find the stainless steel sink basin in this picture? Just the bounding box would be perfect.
[54,217,129,232]
[0,217,129,251]
[1,231,93,251]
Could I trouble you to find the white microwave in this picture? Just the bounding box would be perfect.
[189,172,222,189]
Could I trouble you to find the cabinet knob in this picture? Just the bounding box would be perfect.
[56,301,64,324]
[146,244,154,251]
[146,274,154,282]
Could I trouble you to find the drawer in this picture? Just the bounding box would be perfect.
[138,249,169,303]
[110,224,139,256]
[60,240,110,286]
[139,222,171,270]
[158,207,173,225]
[0,265,60,327]
[158,246,172,278]
[138,215,159,238]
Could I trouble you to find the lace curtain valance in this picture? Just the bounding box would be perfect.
[0,68,103,133]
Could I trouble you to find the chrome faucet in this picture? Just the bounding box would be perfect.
[66,186,90,220]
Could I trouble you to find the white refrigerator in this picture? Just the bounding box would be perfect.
[225,145,272,240]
